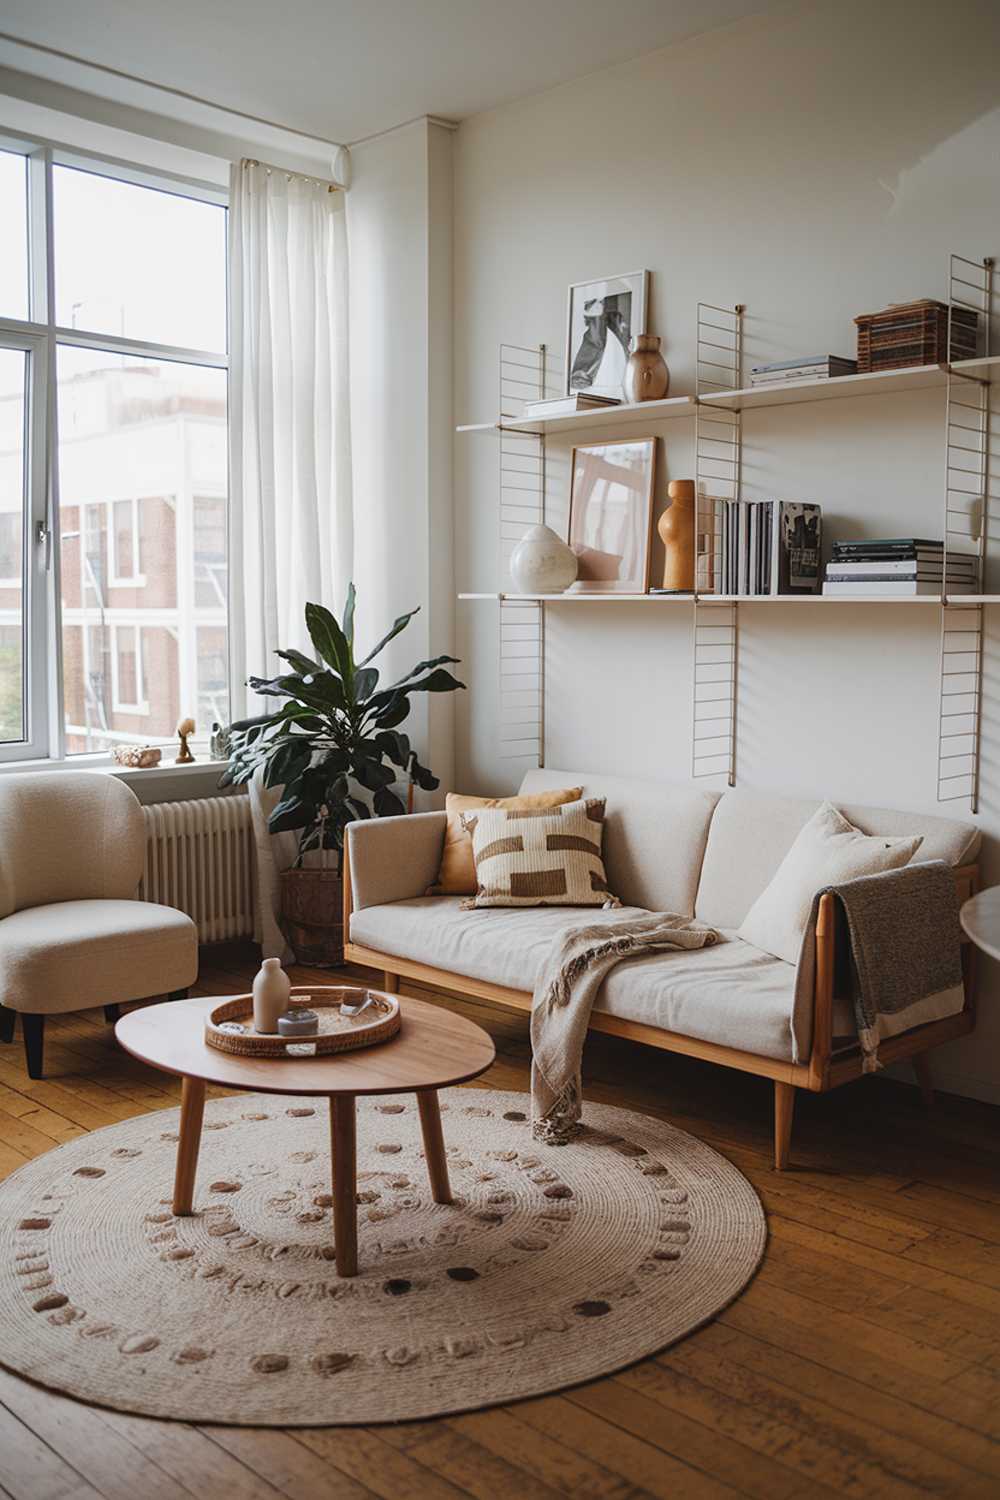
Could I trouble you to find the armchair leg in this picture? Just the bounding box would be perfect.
[774,1082,796,1171]
[913,1053,935,1108]
[103,1004,121,1025]
[22,1015,44,1080]
[0,1006,14,1044]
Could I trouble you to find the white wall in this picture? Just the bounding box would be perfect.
[452,0,1000,1102]
[347,119,455,802]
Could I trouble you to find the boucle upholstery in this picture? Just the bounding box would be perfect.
[0,772,197,1019]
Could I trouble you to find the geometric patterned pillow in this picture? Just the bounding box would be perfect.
[459,797,619,909]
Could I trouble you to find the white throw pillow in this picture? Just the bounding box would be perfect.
[737,802,923,965]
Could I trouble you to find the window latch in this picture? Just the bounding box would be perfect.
[35,520,52,572]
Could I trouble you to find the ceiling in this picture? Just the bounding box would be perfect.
[0,0,770,145]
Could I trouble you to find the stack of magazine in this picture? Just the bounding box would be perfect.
[688,499,821,595]
[522,393,620,419]
[749,355,857,386]
[823,539,978,596]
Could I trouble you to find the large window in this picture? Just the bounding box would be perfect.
[0,140,228,762]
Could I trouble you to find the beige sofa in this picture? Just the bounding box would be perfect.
[343,769,980,1168]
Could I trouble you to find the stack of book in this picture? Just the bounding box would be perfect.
[854,300,979,371]
[522,393,620,418]
[749,355,857,386]
[686,499,821,595]
[823,539,979,596]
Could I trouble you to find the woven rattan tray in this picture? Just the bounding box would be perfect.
[204,986,400,1058]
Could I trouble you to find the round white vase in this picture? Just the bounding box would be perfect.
[509,524,578,593]
[252,956,291,1034]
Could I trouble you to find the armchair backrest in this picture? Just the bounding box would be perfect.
[0,772,145,917]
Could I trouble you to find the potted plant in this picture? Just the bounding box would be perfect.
[222,585,464,965]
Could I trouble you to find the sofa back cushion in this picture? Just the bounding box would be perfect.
[519,768,720,915]
[696,786,980,930]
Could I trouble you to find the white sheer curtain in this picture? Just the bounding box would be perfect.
[229,158,353,716]
[229,158,353,955]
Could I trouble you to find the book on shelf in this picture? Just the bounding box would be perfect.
[826,571,977,584]
[827,558,977,577]
[521,394,620,417]
[702,497,820,595]
[823,579,978,596]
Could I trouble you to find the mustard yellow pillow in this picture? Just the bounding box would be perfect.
[428,786,583,896]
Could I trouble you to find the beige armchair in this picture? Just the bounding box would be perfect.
[0,772,198,1079]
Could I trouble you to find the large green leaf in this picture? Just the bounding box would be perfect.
[371,694,410,729]
[267,795,313,833]
[390,654,460,687]
[407,752,440,792]
[274,647,323,676]
[374,729,410,768]
[373,786,406,817]
[351,756,396,791]
[263,738,313,790]
[342,582,356,645]
[353,665,379,703]
[305,603,354,685]
[357,607,420,667]
[396,667,466,694]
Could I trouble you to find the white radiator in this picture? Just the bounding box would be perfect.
[140,795,255,943]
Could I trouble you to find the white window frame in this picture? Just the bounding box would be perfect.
[110,623,148,714]
[0,129,228,767]
[108,496,146,587]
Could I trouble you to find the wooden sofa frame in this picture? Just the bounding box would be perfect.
[343,847,979,1171]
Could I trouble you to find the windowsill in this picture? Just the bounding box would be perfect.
[0,754,233,801]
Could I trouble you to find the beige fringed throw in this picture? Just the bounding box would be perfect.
[531,913,720,1144]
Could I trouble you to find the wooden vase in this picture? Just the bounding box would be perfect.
[657,480,696,591]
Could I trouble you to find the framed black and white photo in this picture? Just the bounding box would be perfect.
[565,270,649,400]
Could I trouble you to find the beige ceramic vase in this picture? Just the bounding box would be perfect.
[252,956,291,1033]
[623,335,670,403]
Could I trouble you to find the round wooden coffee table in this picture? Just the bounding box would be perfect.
[115,991,496,1277]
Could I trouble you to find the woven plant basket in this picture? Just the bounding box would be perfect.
[279,866,344,967]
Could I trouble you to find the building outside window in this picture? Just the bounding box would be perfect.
[0,139,229,761]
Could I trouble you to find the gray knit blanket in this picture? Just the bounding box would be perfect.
[814,859,965,1072]
[530,913,720,1144]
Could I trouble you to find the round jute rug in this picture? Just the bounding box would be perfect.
[0,1088,765,1425]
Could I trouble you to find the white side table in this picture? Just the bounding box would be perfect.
[960,886,1000,962]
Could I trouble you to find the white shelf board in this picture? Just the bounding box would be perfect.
[459,591,1000,606]
[456,395,696,437]
[701,355,1000,412]
[456,356,1000,433]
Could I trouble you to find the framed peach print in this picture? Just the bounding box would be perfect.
[567,437,657,592]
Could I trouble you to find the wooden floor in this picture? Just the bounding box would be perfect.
[2,945,1000,1499]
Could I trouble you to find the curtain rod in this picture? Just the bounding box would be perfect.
[243,157,338,192]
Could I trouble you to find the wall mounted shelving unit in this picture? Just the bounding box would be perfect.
[458,254,997,810]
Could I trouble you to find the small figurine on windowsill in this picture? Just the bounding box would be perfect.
[175,717,196,764]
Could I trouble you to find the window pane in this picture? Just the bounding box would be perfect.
[58,345,228,754]
[0,152,29,321]
[0,348,27,744]
[53,166,227,352]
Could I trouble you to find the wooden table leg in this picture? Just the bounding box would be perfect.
[331,1095,358,1276]
[173,1076,206,1215]
[417,1089,453,1204]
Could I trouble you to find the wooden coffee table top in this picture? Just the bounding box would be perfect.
[116,992,496,1097]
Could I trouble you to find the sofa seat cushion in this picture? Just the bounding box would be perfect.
[351,898,803,1061]
[0,899,198,1014]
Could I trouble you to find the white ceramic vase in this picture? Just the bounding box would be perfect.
[509,524,578,593]
[252,956,291,1034]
